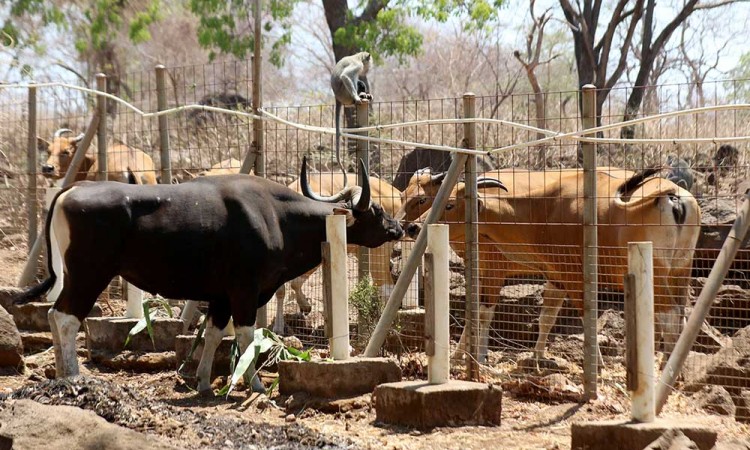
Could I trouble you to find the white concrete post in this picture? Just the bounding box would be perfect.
[327,214,349,360]
[427,224,450,384]
[401,240,420,309]
[628,242,655,422]
[125,284,144,319]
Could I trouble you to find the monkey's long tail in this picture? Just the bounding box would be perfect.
[335,101,349,188]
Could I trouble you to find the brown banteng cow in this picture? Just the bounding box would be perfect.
[411,168,700,363]
[37,128,157,185]
[198,158,243,177]
[397,167,633,363]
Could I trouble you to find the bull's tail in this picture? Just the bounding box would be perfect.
[13,276,55,305]
[15,183,68,305]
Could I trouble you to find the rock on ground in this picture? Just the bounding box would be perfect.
[0,305,22,370]
[692,385,737,417]
[0,399,177,450]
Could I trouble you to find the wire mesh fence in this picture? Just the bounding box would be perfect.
[1,60,749,422]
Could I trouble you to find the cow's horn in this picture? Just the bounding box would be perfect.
[477,177,508,192]
[53,128,74,138]
[72,133,85,143]
[430,171,446,184]
[300,155,349,203]
[352,158,371,212]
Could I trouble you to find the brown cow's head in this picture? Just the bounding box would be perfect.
[394,168,446,222]
[37,128,85,179]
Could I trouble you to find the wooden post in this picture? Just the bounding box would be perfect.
[463,92,480,380]
[240,0,264,176]
[656,189,750,414]
[19,112,101,287]
[327,214,349,360]
[424,252,435,357]
[26,85,37,253]
[628,242,655,422]
[155,65,171,185]
[96,74,108,181]
[364,153,469,357]
[427,224,450,384]
[581,84,599,400]
[356,99,370,281]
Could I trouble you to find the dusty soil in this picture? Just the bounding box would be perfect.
[2,238,750,449]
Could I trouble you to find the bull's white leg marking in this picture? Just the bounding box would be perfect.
[180,301,199,334]
[535,285,564,361]
[273,286,286,335]
[290,276,311,313]
[47,307,65,377]
[196,318,227,392]
[49,308,81,378]
[477,303,496,364]
[236,325,265,393]
[48,189,74,303]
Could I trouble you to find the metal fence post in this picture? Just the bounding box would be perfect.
[581,84,599,400]
[463,92,480,380]
[356,99,370,281]
[26,85,37,253]
[155,65,172,185]
[96,74,108,181]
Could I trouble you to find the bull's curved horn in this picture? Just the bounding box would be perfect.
[300,155,349,203]
[72,133,85,143]
[53,128,74,138]
[477,177,508,192]
[352,158,371,212]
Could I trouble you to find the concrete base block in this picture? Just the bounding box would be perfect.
[84,317,183,360]
[174,335,234,376]
[279,357,401,398]
[385,309,425,353]
[12,302,102,332]
[19,331,53,354]
[570,419,718,450]
[374,380,502,429]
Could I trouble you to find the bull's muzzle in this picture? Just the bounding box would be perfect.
[41,164,56,176]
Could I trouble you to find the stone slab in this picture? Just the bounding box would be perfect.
[570,419,718,450]
[279,357,401,398]
[374,380,502,429]
[84,317,183,359]
[174,335,234,376]
[12,302,102,332]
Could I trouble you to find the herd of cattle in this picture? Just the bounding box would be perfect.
[18,128,706,390]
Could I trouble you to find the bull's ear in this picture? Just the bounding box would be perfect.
[333,207,355,226]
[37,137,50,152]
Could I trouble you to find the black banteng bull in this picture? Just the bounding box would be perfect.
[14,157,403,393]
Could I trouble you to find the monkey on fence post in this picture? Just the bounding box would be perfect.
[331,51,372,186]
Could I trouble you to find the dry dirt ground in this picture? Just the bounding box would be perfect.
[1,238,749,449]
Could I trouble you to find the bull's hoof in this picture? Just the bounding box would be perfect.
[198,386,214,397]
